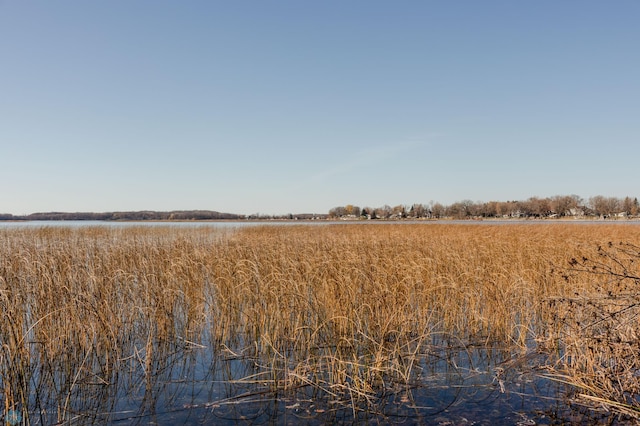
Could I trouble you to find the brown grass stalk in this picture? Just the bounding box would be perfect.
[1,223,639,420]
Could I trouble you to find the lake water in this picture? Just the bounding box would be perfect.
[0,220,282,229]
[12,332,604,425]
[20,336,607,425]
[1,218,637,230]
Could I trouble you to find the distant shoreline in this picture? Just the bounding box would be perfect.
[2,217,639,224]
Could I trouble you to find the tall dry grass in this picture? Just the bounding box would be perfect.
[1,223,639,422]
[544,239,640,418]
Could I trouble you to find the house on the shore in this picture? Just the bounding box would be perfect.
[566,208,585,217]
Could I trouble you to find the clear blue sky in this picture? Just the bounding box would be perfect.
[2,1,639,215]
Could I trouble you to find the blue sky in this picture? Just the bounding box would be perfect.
[2,1,639,215]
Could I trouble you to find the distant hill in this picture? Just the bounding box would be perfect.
[0,210,243,221]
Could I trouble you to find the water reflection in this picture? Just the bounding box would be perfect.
[12,331,608,425]
[2,219,639,230]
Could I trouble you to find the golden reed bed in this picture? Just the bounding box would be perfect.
[1,223,639,422]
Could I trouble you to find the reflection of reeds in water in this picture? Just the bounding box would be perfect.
[1,224,640,423]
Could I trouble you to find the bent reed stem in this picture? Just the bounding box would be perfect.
[0,223,639,420]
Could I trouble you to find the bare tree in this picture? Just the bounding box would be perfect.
[391,205,406,218]
[622,197,639,216]
[551,195,580,216]
[329,206,347,218]
[410,203,430,218]
[376,205,393,219]
[589,196,621,217]
[430,202,445,219]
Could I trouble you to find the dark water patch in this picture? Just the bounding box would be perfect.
[3,300,632,424]
[10,337,628,425]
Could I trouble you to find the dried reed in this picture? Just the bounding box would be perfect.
[1,223,639,422]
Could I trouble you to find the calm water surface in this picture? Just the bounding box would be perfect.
[1,219,638,229]
[19,334,605,425]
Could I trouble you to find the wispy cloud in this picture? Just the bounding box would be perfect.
[300,137,435,187]
[253,135,439,213]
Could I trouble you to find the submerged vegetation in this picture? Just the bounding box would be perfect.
[1,223,640,423]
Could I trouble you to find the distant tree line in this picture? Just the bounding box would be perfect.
[3,195,638,222]
[0,210,243,221]
[329,195,640,220]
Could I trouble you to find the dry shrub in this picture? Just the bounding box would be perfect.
[547,240,640,418]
